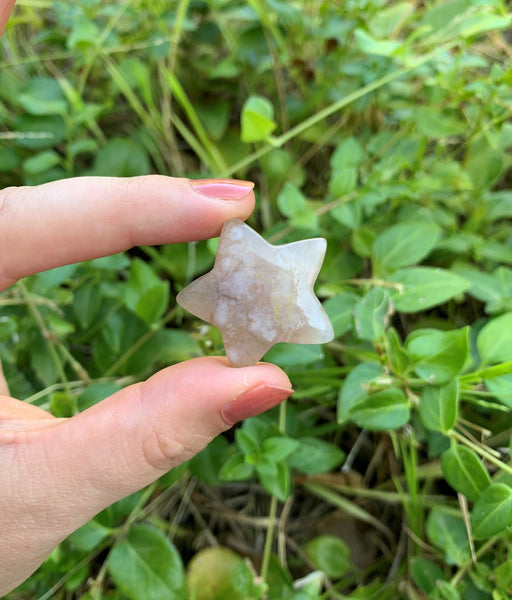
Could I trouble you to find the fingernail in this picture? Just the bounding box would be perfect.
[190,178,255,200]
[221,384,293,425]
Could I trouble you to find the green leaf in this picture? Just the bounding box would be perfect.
[389,267,470,313]
[196,100,230,141]
[69,138,98,158]
[288,437,345,475]
[413,108,466,138]
[331,196,361,229]
[277,182,307,218]
[410,557,444,594]
[452,264,512,314]
[349,388,410,430]
[485,374,512,408]
[266,555,294,600]
[440,445,491,502]
[23,150,61,174]
[260,148,305,188]
[323,293,358,337]
[494,561,512,596]
[125,258,169,324]
[34,263,78,292]
[459,13,511,38]
[108,523,186,600]
[369,2,412,37]
[386,328,408,374]
[236,429,260,456]
[18,94,67,116]
[372,221,440,272]
[432,581,461,600]
[303,536,351,579]
[354,28,401,56]
[96,492,144,529]
[135,282,169,325]
[73,282,103,330]
[329,169,358,200]
[477,312,512,365]
[426,508,471,566]
[241,95,276,142]
[466,139,503,189]
[67,17,100,50]
[353,287,391,341]
[289,206,319,231]
[292,571,324,599]
[50,391,76,418]
[256,460,292,501]
[406,328,469,385]
[91,253,131,271]
[30,339,59,386]
[219,453,254,481]
[92,138,151,177]
[0,146,20,173]
[68,519,112,553]
[419,380,458,434]
[262,437,299,462]
[189,436,229,487]
[78,382,122,411]
[471,483,512,540]
[0,316,16,342]
[421,0,470,31]
[330,137,365,170]
[338,362,383,423]
[264,343,324,367]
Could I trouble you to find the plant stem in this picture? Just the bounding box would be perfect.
[451,430,512,477]
[260,494,278,591]
[17,280,71,396]
[260,400,288,592]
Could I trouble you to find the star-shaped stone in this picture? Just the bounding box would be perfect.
[176,218,334,367]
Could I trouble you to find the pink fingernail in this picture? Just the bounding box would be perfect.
[221,384,293,425]
[190,178,255,200]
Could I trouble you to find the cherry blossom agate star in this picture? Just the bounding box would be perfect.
[176,218,334,367]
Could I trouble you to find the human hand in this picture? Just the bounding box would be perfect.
[0,176,293,595]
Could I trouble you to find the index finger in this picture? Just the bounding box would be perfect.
[0,0,16,35]
[0,176,255,291]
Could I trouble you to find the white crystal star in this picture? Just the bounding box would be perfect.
[177,218,334,367]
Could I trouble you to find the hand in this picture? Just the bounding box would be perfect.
[0,0,15,35]
[0,176,292,595]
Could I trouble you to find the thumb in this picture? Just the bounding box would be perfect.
[3,358,291,592]
[10,357,291,534]
[0,0,15,35]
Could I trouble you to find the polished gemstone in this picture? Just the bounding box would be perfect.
[177,218,334,367]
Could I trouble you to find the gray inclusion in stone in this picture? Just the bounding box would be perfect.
[176,218,334,367]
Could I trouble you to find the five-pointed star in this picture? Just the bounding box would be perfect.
[176,218,334,367]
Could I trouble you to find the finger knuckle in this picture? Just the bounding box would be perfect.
[141,418,212,472]
[140,421,188,472]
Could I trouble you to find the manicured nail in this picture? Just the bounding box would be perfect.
[221,384,293,425]
[190,178,255,200]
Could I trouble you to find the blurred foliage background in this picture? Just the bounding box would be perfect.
[2,0,512,598]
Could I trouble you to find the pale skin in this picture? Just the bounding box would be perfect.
[0,5,292,594]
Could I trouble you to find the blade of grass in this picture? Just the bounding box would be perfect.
[103,56,215,171]
[163,67,228,173]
